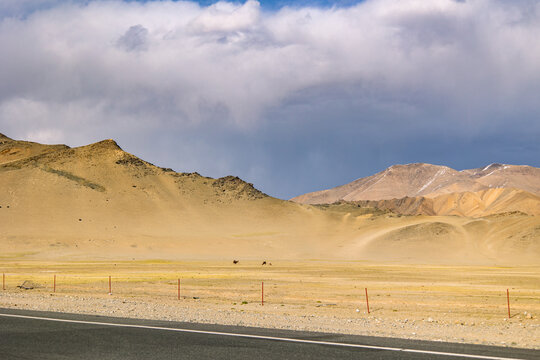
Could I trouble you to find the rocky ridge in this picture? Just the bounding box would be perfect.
[292,163,540,217]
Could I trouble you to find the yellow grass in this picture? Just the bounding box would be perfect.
[2,260,539,322]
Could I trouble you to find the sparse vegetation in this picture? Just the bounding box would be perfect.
[115,157,147,167]
[41,166,105,192]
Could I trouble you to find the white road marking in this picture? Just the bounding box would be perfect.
[0,312,526,360]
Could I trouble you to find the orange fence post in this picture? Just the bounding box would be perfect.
[507,289,511,318]
[178,278,181,300]
[262,281,264,306]
[53,275,56,293]
[365,288,370,314]
[2,273,5,291]
[109,276,112,294]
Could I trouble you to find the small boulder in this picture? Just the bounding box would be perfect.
[17,280,40,290]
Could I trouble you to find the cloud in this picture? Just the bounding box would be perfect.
[0,0,539,198]
[0,0,65,18]
[117,24,150,52]
[189,0,261,32]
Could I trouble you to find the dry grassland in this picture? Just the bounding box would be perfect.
[1,260,538,349]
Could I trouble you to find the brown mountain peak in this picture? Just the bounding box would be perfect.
[73,139,124,155]
[93,139,122,150]
[292,162,540,204]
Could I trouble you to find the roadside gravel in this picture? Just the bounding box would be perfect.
[1,291,538,349]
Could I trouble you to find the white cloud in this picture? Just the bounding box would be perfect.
[0,0,537,132]
[189,0,261,33]
[26,128,65,144]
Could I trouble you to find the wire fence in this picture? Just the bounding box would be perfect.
[2,272,538,319]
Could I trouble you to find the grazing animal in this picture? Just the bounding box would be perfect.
[262,261,267,265]
[233,260,239,264]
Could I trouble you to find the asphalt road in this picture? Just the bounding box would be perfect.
[0,308,537,360]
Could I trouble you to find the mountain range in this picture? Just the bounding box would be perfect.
[1,133,539,264]
[291,163,540,217]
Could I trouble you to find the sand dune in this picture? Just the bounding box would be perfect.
[1,134,539,264]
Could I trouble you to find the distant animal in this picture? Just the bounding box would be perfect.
[269,263,272,266]
[262,261,266,265]
[233,260,239,264]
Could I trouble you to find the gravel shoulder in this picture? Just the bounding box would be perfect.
[1,291,538,350]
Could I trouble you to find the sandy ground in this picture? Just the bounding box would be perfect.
[0,260,538,349]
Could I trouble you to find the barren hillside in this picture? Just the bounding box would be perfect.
[291,163,540,217]
[350,188,540,217]
[1,134,539,264]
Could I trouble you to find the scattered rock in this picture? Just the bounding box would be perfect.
[212,176,267,200]
[17,280,40,290]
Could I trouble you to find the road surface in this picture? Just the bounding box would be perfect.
[0,308,537,359]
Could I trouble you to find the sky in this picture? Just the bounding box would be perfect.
[0,0,539,199]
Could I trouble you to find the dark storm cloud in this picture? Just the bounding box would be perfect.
[0,0,539,198]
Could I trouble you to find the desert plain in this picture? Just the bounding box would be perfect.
[1,133,539,350]
[1,259,539,349]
